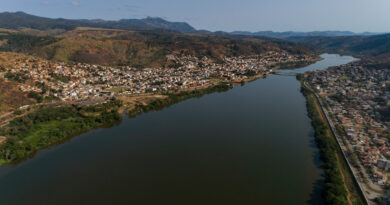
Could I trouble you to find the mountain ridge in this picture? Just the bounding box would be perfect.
[0,12,384,38]
[0,11,196,33]
[230,30,381,39]
[288,33,390,64]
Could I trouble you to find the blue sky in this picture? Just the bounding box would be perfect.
[2,0,390,32]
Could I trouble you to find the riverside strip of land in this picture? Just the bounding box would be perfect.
[0,50,319,166]
[298,75,366,205]
[302,61,390,204]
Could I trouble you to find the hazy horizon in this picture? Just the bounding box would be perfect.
[2,0,390,33]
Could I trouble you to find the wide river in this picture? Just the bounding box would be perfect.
[0,54,355,205]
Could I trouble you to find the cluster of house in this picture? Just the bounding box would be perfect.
[307,62,390,184]
[0,51,315,102]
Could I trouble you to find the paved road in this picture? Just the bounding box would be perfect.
[304,82,376,205]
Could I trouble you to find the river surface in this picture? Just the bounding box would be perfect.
[0,54,355,205]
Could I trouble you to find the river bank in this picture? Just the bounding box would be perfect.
[298,74,366,205]
[0,99,123,166]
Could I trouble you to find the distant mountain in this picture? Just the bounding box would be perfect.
[0,12,196,33]
[2,11,382,38]
[0,11,383,39]
[288,33,390,64]
[0,12,76,31]
[230,31,381,39]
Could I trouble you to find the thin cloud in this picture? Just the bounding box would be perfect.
[123,4,140,12]
[40,1,52,6]
[71,1,80,7]
[108,4,143,18]
[111,4,141,13]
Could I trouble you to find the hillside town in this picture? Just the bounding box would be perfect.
[306,62,390,187]
[0,51,316,102]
